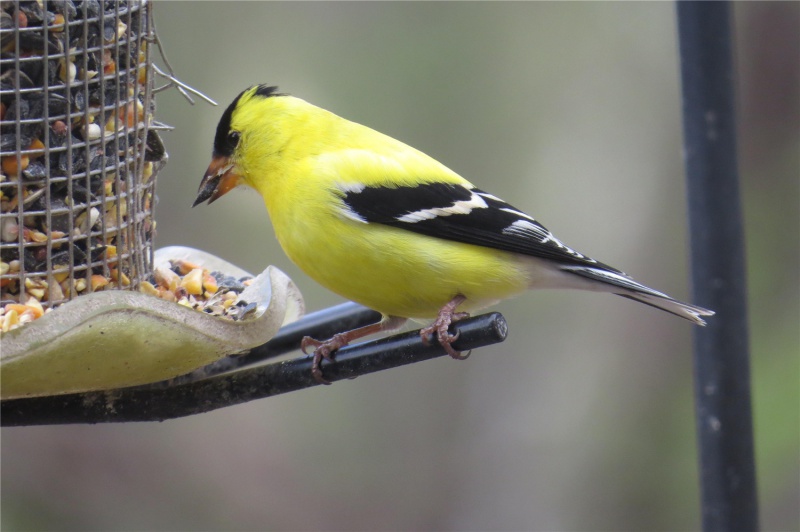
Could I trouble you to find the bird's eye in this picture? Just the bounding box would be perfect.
[227,131,241,147]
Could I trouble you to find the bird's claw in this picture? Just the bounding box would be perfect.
[420,295,470,360]
[300,336,322,355]
[301,333,350,385]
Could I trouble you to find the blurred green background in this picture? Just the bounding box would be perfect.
[2,2,798,530]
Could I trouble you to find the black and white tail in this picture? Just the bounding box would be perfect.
[560,265,715,325]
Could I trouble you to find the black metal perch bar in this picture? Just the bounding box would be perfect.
[677,2,759,530]
[1,311,507,426]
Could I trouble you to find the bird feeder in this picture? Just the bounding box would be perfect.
[0,0,165,321]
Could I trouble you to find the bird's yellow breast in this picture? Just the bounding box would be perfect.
[265,184,530,318]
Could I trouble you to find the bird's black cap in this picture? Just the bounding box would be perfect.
[212,85,283,157]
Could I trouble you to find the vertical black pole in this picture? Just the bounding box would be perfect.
[676,2,759,531]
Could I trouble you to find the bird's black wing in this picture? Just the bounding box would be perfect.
[338,182,623,273]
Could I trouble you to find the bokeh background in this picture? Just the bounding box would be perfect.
[2,2,798,530]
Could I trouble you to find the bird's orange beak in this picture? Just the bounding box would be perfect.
[193,156,242,207]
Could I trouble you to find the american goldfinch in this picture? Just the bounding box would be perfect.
[194,84,714,382]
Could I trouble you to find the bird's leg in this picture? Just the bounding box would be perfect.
[420,294,470,359]
[301,316,407,384]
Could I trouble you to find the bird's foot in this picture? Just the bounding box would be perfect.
[301,334,350,385]
[300,317,405,385]
[420,295,470,359]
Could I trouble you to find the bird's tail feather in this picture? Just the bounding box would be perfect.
[615,292,714,326]
[560,265,714,326]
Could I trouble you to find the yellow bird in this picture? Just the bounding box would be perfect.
[194,84,714,382]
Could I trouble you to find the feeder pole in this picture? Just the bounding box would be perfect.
[676,2,758,530]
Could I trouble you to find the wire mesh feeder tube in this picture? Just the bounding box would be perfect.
[0,0,165,326]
